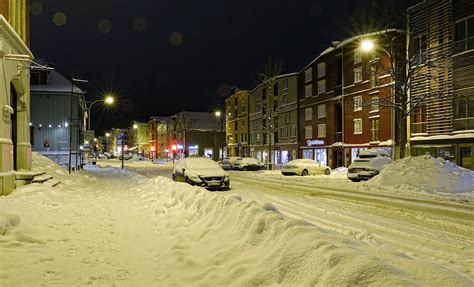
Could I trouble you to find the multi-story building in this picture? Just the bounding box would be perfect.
[131,121,149,157]
[249,73,298,165]
[298,30,403,168]
[407,0,474,169]
[225,90,249,157]
[0,1,33,195]
[149,116,169,159]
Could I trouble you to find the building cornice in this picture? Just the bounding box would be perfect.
[0,15,33,58]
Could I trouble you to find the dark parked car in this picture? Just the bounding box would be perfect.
[173,157,230,190]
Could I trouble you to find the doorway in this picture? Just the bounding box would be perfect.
[460,146,472,169]
[10,83,18,170]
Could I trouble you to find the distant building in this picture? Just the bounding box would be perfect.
[0,1,33,195]
[149,116,169,159]
[225,90,249,157]
[407,0,474,169]
[30,68,87,170]
[131,121,149,157]
[248,73,299,165]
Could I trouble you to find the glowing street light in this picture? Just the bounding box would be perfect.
[361,39,375,52]
[86,95,115,130]
[104,96,114,105]
[133,124,138,129]
[105,132,110,137]
[215,111,222,117]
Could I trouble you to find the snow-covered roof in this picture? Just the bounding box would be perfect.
[31,70,84,94]
[302,29,405,71]
[249,72,298,95]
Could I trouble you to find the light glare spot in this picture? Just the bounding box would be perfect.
[30,1,43,16]
[98,20,112,34]
[132,17,146,32]
[52,12,67,26]
[169,31,183,47]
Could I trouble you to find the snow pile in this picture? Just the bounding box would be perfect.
[366,155,474,194]
[0,153,471,285]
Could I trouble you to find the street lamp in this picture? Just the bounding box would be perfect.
[215,111,224,160]
[85,95,115,131]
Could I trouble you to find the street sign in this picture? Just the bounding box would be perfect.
[117,133,123,145]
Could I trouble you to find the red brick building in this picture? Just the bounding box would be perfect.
[298,30,404,168]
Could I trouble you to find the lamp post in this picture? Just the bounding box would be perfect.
[69,78,88,174]
[85,95,114,131]
[215,111,224,161]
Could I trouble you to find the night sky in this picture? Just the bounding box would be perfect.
[30,0,378,134]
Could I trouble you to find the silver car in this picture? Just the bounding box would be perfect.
[281,159,331,176]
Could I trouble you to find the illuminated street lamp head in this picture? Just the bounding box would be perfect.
[361,39,375,52]
[104,96,114,105]
[133,124,138,129]
[105,133,110,137]
[215,111,222,117]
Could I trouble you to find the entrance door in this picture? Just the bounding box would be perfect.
[10,83,17,170]
[333,149,343,168]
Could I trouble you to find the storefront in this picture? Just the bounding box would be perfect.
[300,140,328,166]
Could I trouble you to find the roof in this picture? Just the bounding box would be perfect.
[31,70,84,94]
[248,72,298,95]
[302,29,405,71]
[173,111,221,132]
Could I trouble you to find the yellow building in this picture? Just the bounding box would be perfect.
[0,0,33,195]
[225,90,249,157]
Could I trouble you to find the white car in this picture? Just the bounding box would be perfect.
[173,157,230,190]
[281,159,331,176]
[347,149,393,181]
[232,157,264,171]
[220,157,240,170]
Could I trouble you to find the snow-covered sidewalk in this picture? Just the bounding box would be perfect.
[0,154,473,285]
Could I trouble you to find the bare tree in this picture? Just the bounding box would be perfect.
[255,58,284,169]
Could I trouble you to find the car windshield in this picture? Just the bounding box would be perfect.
[186,158,220,169]
[359,155,377,158]
[354,159,370,162]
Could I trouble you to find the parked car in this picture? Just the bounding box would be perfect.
[118,153,133,160]
[219,157,240,170]
[281,159,331,176]
[347,149,393,181]
[232,157,264,171]
[173,157,230,190]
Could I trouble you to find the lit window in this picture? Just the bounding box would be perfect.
[354,118,363,134]
[317,80,326,94]
[354,96,363,111]
[317,62,326,78]
[305,126,313,139]
[305,68,313,82]
[282,79,288,90]
[454,17,474,53]
[318,104,326,118]
[371,96,379,111]
[354,67,363,83]
[354,50,362,64]
[317,124,326,138]
[305,85,312,98]
[413,35,427,64]
[284,112,290,123]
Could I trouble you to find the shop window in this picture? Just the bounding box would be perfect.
[371,119,379,142]
[354,118,362,134]
[303,149,314,159]
[315,149,327,166]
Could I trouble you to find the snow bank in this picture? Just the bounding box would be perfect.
[366,155,474,194]
[0,153,471,285]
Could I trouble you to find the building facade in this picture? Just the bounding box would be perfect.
[249,73,298,165]
[0,1,33,195]
[298,30,403,168]
[225,90,249,157]
[30,68,86,170]
[132,121,149,157]
[407,0,474,169]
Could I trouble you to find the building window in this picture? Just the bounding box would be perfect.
[305,84,312,98]
[281,94,288,105]
[240,133,247,142]
[290,126,297,137]
[305,108,313,121]
[305,126,313,139]
[413,34,428,64]
[412,105,427,134]
[256,133,261,141]
[354,50,362,64]
[273,82,279,96]
[371,96,379,111]
[371,119,379,142]
[454,16,474,54]
[284,112,290,123]
[317,104,326,118]
[282,79,288,90]
[354,96,363,111]
[453,95,474,131]
[370,65,378,87]
[317,80,326,94]
[281,127,289,138]
[305,68,313,82]
[317,62,326,78]
[354,67,363,83]
[354,119,362,134]
[317,124,326,138]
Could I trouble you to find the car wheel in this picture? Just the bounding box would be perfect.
[324,168,331,175]
[350,179,360,182]
[172,173,176,181]
[301,169,308,176]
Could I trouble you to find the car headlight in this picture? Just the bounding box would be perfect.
[187,173,202,182]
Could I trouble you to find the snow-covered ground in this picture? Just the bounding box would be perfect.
[0,154,473,285]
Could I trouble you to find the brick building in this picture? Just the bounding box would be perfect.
[298,30,404,168]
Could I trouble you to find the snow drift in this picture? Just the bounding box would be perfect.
[0,153,471,286]
[366,155,474,194]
